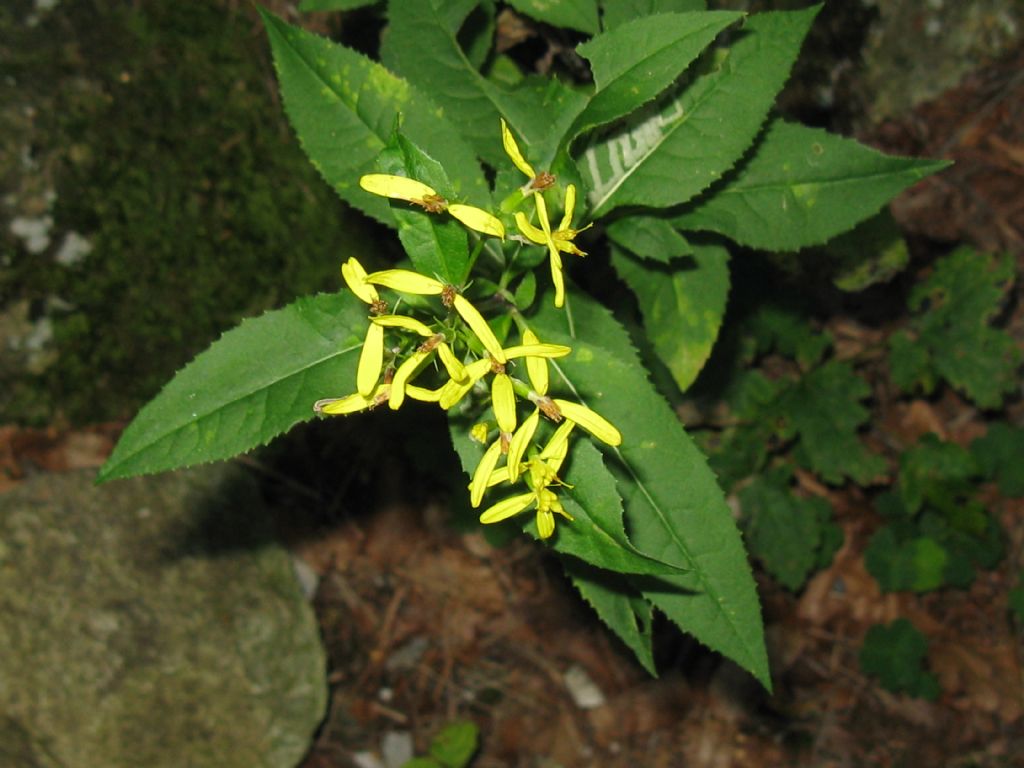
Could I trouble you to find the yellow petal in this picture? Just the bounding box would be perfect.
[553,399,622,446]
[389,350,428,410]
[507,410,539,483]
[405,384,443,403]
[514,211,547,245]
[372,314,434,336]
[470,439,504,508]
[448,204,505,239]
[357,322,384,397]
[359,173,437,202]
[551,246,565,308]
[535,193,553,237]
[540,420,575,466]
[366,269,444,295]
[341,258,379,304]
[436,342,467,383]
[479,491,535,524]
[559,184,577,231]
[500,118,535,178]
[501,343,571,360]
[314,387,383,416]
[492,373,517,434]
[522,330,549,394]
[536,507,555,539]
[452,294,505,363]
[438,358,491,409]
[486,465,511,487]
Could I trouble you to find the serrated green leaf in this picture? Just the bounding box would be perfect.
[299,0,373,11]
[898,434,976,515]
[382,0,587,168]
[972,423,1024,497]
[452,430,682,576]
[531,288,770,688]
[892,247,1020,408]
[864,526,948,593]
[260,10,488,224]
[377,133,471,284]
[601,0,707,29]
[674,119,948,250]
[606,216,693,262]
[572,11,742,138]
[860,619,939,700]
[507,0,599,34]
[99,292,365,481]
[566,560,656,675]
[777,360,885,485]
[610,241,729,392]
[579,6,820,217]
[428,720,479,768]
[740,469,829,591]
[746,304,831,368]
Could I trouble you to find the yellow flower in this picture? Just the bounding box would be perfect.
[341,257,381,306]
[500,119,555,193]
[478,425,575,539]
[514,185,588,309]
[360,173,505,239]
[339,258,388,396]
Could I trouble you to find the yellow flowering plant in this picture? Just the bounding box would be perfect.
[100,2,948,685]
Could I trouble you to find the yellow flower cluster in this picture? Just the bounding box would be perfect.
[315,118,613,539]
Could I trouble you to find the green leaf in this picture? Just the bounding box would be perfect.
[532,289,770,688]
[572,11,742,138]
[377,133,471,284]
[860,619,940,700]
[99,292,365,481]
[506,0,599,34]
[972,423,1024,497]
[298,0,374,11]
[674,119,949,250]
[740,469,831,591]
[775,361,885,485]
[260,10,488,224]
[382,0,588,168]
[891,247,1020,408]
[746,304,831,368]
[864,526,948,593]
[897,434,976,515]
[610,241,729,392]
[566,560,656,675]
[601,0,707,29]
[429,720,479,768]
[606,216,693,263]
[579,6,820,217]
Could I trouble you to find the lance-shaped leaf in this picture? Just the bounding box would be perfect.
[507,0,599,34]
[376,133,471,285]
[579,5,819,217]
[601,0,708,29]
[452,428,681,576]
[381,0,588,169]
[531,289,770,688]
[610,241,729,392]
[571,11,742,139]
[565,559,657,675]
[99,293,366,481]
[674,119,950,250]
[260,10,488,224]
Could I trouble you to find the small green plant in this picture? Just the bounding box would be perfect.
[859,619,940,700]
[100,2,946,685]
[403,720,479,768]
[865,434,1003,593]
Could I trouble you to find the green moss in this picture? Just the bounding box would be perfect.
[3,1,377,423]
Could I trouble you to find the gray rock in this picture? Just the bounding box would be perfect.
[0,466,327,768]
